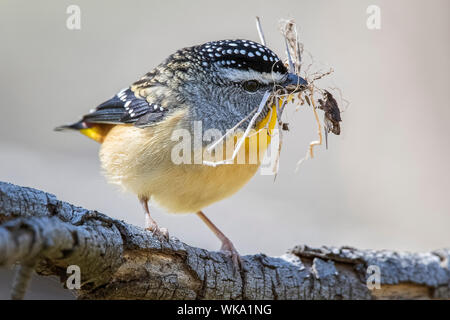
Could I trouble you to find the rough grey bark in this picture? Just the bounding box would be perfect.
[0,181,449,299]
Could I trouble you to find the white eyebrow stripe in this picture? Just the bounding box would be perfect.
[216,67,286,84]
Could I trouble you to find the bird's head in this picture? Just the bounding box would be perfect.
[137,39,307,133]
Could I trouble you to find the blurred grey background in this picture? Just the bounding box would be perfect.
[0,0,449,299]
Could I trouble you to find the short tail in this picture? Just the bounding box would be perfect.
[54,120,89,132]
[54,120,113,143]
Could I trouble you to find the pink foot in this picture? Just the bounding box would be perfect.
[145,220,169,240]
[220,237,242,272]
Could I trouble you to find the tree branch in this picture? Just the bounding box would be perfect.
[0,181,449,299]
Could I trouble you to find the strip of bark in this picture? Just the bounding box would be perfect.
[0,181,448,299]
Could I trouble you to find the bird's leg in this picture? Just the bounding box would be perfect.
[139,196,169,240]
[196,211,242,271]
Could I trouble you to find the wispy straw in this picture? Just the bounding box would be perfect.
[284,37,295,74]
[255,16,266,46]
[203,91,271,166]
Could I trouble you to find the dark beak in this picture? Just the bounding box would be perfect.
[284,73,308,89]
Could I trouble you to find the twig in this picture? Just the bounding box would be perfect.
[0,181,449,300]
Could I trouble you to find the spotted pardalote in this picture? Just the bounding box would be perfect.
[56,39,307,270]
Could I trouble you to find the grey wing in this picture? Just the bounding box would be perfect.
[81,88,168,128]
[56,87,169,132]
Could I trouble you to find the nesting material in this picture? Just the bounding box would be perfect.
[202,18,343,173]
[276,19,343,169]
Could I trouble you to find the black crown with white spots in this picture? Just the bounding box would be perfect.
[194,39,287,74]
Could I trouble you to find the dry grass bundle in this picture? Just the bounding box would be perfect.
[274,18,343,171]
[202,18,343,174]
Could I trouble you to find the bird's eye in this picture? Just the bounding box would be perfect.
[242,80,260,92]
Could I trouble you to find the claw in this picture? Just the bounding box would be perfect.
[140,196,169,240]
[145,221,169,240]
[195,211,243,273]
[221,237,242,273]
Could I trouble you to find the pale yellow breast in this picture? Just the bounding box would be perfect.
[99,101,283,213]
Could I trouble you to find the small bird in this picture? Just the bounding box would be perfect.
[56,39,307,269]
